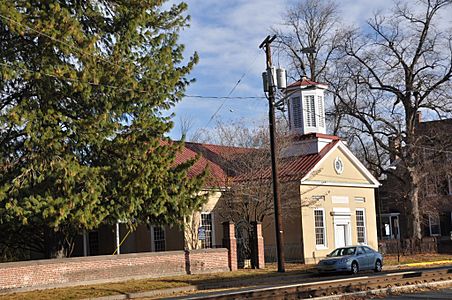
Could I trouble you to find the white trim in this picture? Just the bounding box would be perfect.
[330,211,352,216]
[115,222,120,255]
[300,141,380,187]
[354,197,366,203]
[211,212,216,247]
[356,208,367,245]
[200,212,214,248]
[428,215,441,237]
[334,157,344,174]
[300,180,379,188]
[380,212,400,217]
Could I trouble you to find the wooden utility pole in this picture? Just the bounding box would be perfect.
[259,35,285,273]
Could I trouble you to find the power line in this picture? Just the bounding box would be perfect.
[1,61,335,122]
[185,95,265,99]
[205,51,261,127]
[0,62,267,100]
[0,14,269,102]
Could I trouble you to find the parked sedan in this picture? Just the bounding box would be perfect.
[317,245,383,274]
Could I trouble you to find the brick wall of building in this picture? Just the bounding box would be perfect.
[0,249,229,292]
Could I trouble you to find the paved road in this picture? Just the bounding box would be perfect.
[385,288,452,299]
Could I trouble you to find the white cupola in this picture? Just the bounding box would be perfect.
[286,77,327,135]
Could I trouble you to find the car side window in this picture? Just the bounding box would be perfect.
[357,247,364,255]
[364,246,373,253]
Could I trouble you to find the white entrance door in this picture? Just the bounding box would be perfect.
[335,224,348,248]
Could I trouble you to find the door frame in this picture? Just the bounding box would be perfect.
[331,209,352,248]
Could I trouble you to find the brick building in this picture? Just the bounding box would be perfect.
[378,115,452,241]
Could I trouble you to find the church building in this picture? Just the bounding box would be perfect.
[258,77,380,263]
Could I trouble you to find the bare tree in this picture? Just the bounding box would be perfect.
[327,0,452,240]
[205,119,320,263]
[273,0,341,82]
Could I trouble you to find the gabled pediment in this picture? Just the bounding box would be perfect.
[300,141,380,188]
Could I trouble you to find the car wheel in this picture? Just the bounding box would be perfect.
[374,260,382,272]
[351,261,359,274]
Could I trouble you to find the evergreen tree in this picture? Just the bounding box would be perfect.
[0,0,205,258]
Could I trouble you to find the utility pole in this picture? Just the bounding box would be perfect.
[259,35,285,273]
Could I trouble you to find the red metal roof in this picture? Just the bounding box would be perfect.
[234,138,339,183]
[172,135,341,186]
[286,77,326,89]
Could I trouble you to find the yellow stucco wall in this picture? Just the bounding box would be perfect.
[300,146,378,264]
[184,191,224,249]
[261,145,378,264]
[300,186,378,263]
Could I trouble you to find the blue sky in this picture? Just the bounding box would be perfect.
[167,0,451,140]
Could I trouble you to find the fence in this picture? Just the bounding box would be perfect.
[379,237,438,255]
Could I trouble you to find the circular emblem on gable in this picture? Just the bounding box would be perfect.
[334,157,344,174]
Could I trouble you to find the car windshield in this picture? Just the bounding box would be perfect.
[328,247,356,257]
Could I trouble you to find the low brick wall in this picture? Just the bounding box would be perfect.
[187,249,230,274]
[0,248,229,292]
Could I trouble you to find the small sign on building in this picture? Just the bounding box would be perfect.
[198,226,206,240]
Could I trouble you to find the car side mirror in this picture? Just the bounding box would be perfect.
[326,254,331,257]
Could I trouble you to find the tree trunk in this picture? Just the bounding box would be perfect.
[407,169,422,240]
[44,229,68,259]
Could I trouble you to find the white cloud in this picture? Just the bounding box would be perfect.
[168,0,452,140]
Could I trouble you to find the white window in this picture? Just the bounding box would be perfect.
[201,212,213,248]
[291,97,302,129]
[356,209,367,244]
[314,208,326,247]
[354,197,366,203]
[318,96,325,127]
[151,226,166,252]
[429,215,441,236]
[304,95,316,127]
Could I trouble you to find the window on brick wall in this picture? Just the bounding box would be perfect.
[151,226,166,252]
[429,215,441,236]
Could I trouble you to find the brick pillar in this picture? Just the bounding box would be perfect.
[222,221,237,271]
[251,221,265,269]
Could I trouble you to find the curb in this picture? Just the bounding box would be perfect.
[405,260,452,267]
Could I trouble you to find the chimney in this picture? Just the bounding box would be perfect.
[388,136,400,163]
[415,111,422,126]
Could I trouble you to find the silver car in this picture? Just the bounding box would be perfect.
[317,245,383,274]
